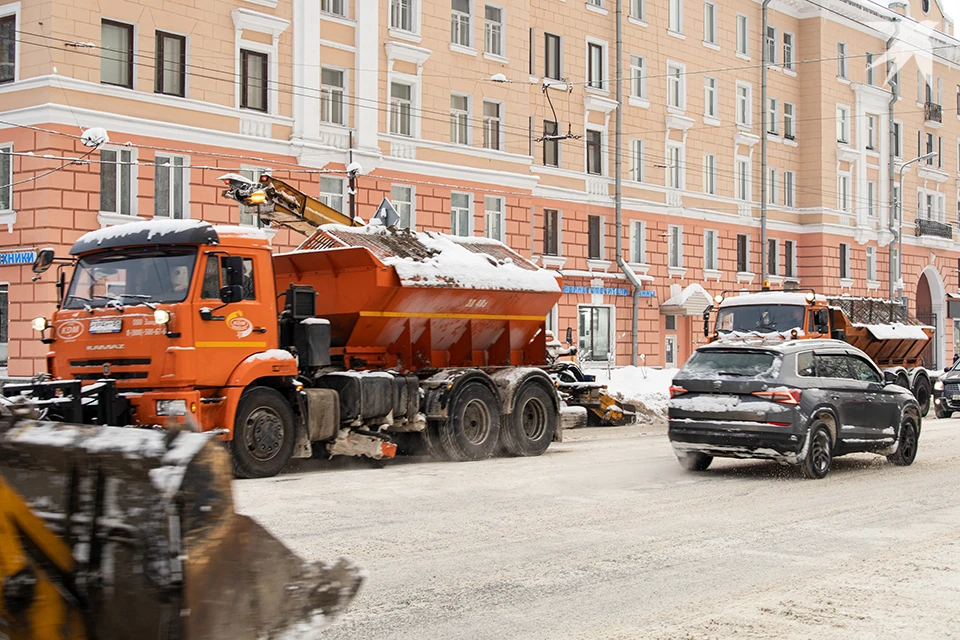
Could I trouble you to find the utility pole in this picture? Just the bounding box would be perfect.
[886,21,900,302]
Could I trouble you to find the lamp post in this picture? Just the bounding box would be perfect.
[894,151,937,303]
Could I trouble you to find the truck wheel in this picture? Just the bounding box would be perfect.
[439,381,501,461]
[895,372,909,390]
[230,387,296,479]
[501,383,557,457]
[887,416,919,466]
[801,423,832,479]
[912,376,931,418]
[421,420,448,461]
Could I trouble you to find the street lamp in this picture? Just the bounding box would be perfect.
[894,151,937,303]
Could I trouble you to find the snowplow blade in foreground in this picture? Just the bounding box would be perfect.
[0,413,362,639]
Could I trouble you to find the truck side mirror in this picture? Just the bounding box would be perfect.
[702,305,713,338]
[220,285,243,304]
[32,248,55,274]
[565,326,573,345]
[222,256,244,287]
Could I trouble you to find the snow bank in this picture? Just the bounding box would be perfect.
[859,323,930,341]
[590,367,678,421]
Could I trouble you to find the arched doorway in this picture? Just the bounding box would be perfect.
[916,267,946,369]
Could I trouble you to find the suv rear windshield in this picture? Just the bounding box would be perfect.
[681,349,781,379]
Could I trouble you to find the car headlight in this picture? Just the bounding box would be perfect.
[934,379,944,391]
[31,317,48,331]
[154,309,171,325]
[156,399,188,416]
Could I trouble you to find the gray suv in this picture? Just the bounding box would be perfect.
[668,339,920,479]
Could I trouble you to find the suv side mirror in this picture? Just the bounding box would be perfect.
[220,285,243,304]
[32,248,55,274]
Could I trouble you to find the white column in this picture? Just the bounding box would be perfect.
[293,0,321,140]
[355,0,380,152]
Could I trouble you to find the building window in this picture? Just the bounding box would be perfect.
[100,148,135,216]
[666,61,684,109]
[320,177,345,213]
[630,220,646,264]
[482,100,501,150]
[545,33,561,80]
[392,185,415,229]
[839,243,850,279]
[154,154,186,219]
[484,195,504,241]
[784,170,795,207]
[322,0,345,16]
[0,145,11,211]
[837,173,851,211]
[764,26,776,65]
[484,5,504,57]
[783,32,794,70]
[736,14,749,56]
[837,42,848,79]
[451,192,472,236]
[629,139,643,182]
[866,115,876,150]
[784,240,796,278]
[588,215,602,260]
[704,229,718,270]
[703,2,716,44]
[155,31,185,97]
[631,0,645,21]
[868,181,877,218]
[321,68,345,125]
[543,208,560,256]
[101,20,134,89]
[390,0,415,32]
[836,105,850,143]
[736,158,750,201]
[736,234,749,273]
[666,143,682,189]
[668,225,683,268]
[450,94,470,145]
[389,82,413,136]
[893,121,902,157]
[767,97,778,134]
[784,102,795,139]
[240,49,268,112]
[704,76,717,118]
[586,129,602,175]
[664,334,677,368]
[866,246,876,281]
[736,83,751,127]
[703,153,716,195]
[768,238,779,275]
[866,52,874,85]
[0,15,14,84]
[451,0,472,47]
[579,306,611,362]
[588,0,603,6]
[587,42,604,89]
[768,167,777,205]
[543,120,559,166]
[630,55,646,99]
[668,0,682,33]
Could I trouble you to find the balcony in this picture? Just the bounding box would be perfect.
[915,217,952,239]
[924,101,942,126]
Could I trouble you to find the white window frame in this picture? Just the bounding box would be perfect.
[664,334,678,368]
[768,167,777,205]
[587,214,605,260]
[867,181,877,218]
[450,92,471,145]
[767,97,778,134]
[544,32,562,81]
[389,0,419,34]
[866,114,876,150]
[704,76,718,118]
[484,3,505,58]
[893,120,903,157]
[543,208,562,257]
[784,240,796,278]
[99,146,138,219]
[866,246,876,281]
[391,184,416,229]
[866,52,874,85]
[784,170,795,207]
[389,79,415,137]
[736,81,752,127]
[630,219,647,265]
[767,238,779,276]
[703,153,716,195]
[484,195,505,241]
[630,55,646,100]
[319,176,345,213]
[836,104,850,144]
[784,102,795,139]
[667,224,683,268]
[630,0,645,22]
[704,229,719,271]
[668,0,683,34]
[783,32,794,71]
[320,66,347,126]
[703,2,717,45]
[736,233,751,274]
[232,11,286,116]
[0,144,12,214]
[666,141,684,190]
[482,99,503,151]
[451,0,473,48]
[451,191,473,236]
[153,153,189,220]
[736,14,749,57]
[837,171,851,211]
[586,37,608,92]
[765,25,777,66]
[321,0,346,17]
[666,60,685,111]
[0,3,21,85]
[585,127,605,176]
[629,139,644,182]
[735,156,751,202]
[837,42,848,79]
[839,242,851,279]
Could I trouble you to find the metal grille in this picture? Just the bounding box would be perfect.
[827,296,916,325]
[944,383,960,396]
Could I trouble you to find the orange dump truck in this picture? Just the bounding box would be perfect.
[14,218,575,478]
[705,289,935,416]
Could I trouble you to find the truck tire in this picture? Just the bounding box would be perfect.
[230,387,296,479]
[421,420,448,461]
[501,383,557,457]
[912,375,931,418]
[439,381,501,461]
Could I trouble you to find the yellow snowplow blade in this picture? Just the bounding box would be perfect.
[0,412,362,639]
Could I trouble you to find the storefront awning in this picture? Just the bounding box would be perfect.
[660,283,713,316]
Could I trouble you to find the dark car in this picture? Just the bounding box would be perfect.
[668,339,920,479]
[933,360,960,418]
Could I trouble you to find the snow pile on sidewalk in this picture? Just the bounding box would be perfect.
[591,367,678,422]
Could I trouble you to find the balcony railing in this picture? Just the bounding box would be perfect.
[915,217,952,239]
[924,101,942,124]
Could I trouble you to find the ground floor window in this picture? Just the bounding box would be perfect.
[665,334,677,368]
[578,305,611,362]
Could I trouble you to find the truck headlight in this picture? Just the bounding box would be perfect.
[31,317,48,331]
[934,379,944,391]
[154,309,171,325]
[156,399,188,416]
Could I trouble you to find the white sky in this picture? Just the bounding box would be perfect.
[937,0,960,24]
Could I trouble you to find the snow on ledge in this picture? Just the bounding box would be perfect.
[858,323,930,341]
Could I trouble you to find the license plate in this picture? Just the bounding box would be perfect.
[952,394,960,402]
[89,319,122,334]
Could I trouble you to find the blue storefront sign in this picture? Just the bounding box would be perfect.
[0,249,37,266]
[562,284,656,298]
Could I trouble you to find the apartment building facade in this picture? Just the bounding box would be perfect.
[1,0,960,375]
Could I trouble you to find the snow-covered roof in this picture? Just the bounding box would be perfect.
[718,292,823,308]
[213,225,272,240]
[662,283,712,308]
[858,323,930,341]
[71,219,218,254]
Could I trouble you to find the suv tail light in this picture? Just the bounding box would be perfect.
[669,385,688,398]
[752,389,802,405]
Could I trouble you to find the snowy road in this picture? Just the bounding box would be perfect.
[235,417,960,640]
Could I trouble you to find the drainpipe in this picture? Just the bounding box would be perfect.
[887,20,900,301]
[614,0,642,366]
[760,0,772,285]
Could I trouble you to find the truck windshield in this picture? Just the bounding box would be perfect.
[64,247,198,309]
[716,304,805,334]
